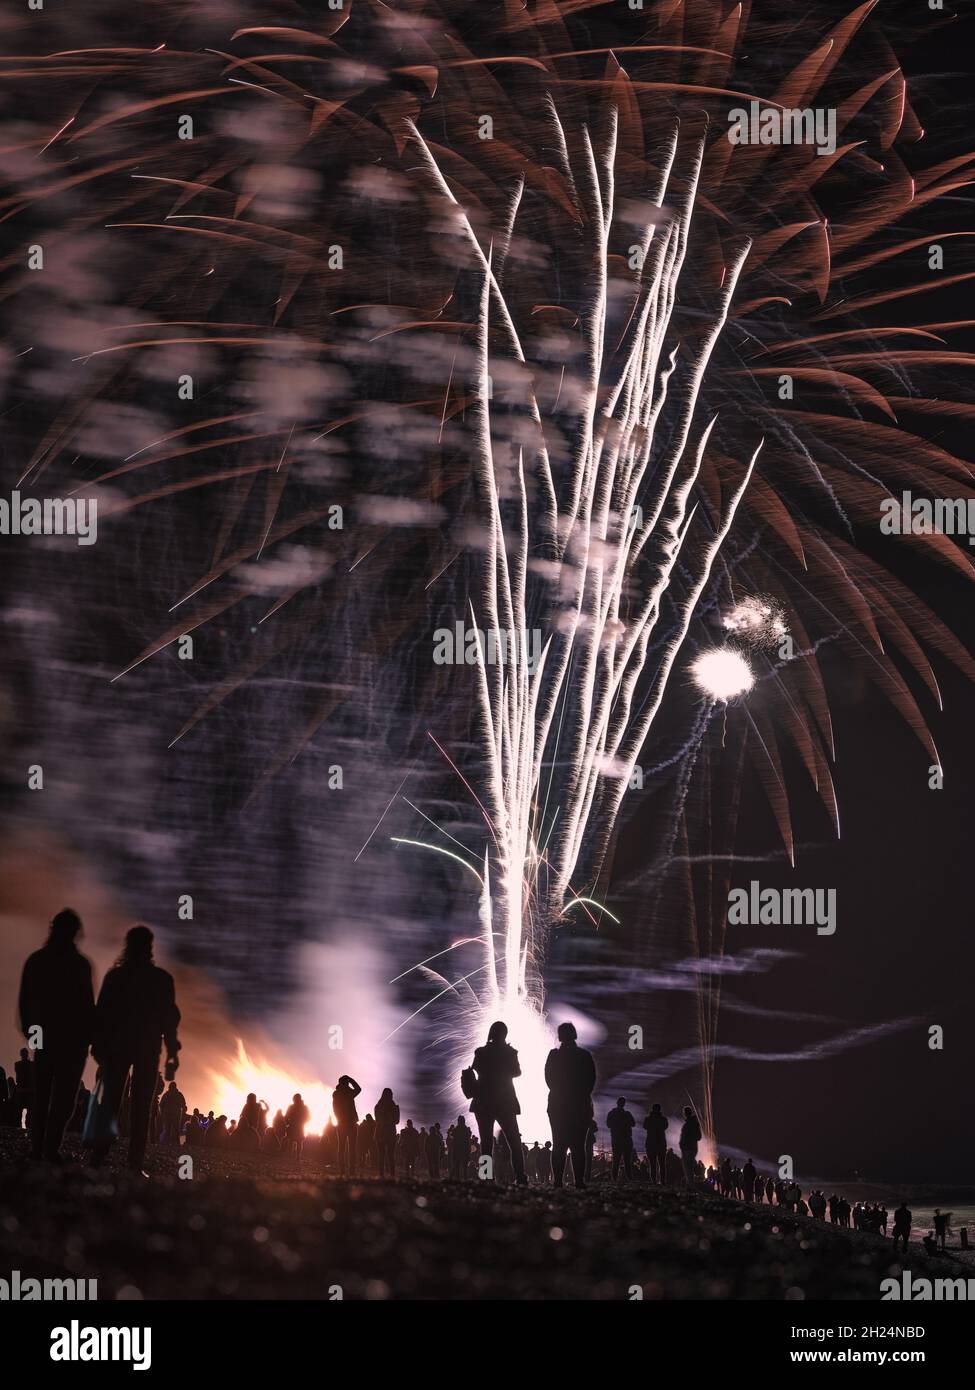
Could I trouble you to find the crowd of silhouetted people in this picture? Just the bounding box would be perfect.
[1,909,955,1255]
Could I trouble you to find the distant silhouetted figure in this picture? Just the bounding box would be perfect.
[892,1203,912,1253]
[18,909,95,1162]
[91,926,180,1174]
[374,1088,400,1178]
[544,1021,596,1189]
[742,1159,757,1203]
[607,1097,636,1184]
[644,1103,668,1184]
[400,1118,421,1177]
[267,1109,287,1154]
[449,1114,472,1180]
[933,1209,952,1252]
[13,1049,34,1130]
[469,1022,526,1184]
[426,1122,444,1179]
[206,1115,229,1148]
[332,1075,361,1175]
[235,1093,266,1152]
[159,1080,186,1150]
[285,1093,310,1159]
[358,1113,376,1172]
[679,1106,701,1187]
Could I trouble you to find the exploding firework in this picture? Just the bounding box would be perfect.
[721,598,788,650]
[690,649,756,702]
[2,1,974,1137]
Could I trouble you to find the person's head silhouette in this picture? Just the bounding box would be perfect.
[650,1103,662,1114]
[487,1021,508,1043]
[616,1097,626,1108]
[683,1105,695,1119]
[557,1021,577,1043]
[49,908,82,947]
[118,924,154,967]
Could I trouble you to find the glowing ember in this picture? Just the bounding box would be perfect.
[207,1039,336,1134]
[690,648,755,701]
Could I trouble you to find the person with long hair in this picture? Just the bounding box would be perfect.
[91,925,181,1175]
[468,1021,527,1185]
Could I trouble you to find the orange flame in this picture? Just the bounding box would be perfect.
[206,1038,336,1133]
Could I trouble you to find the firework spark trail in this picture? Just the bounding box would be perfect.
[408,112,765,1060]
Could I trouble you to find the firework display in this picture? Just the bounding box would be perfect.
[0,0,973,1348]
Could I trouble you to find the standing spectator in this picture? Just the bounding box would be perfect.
[644,1103,669,1185]
[606,1098,636,1184]
[91,925,180,1175]
[17,909,95,1162]
[679,1106,702,1188]
[331,1075,362,1175]
[544,1021,596,1189]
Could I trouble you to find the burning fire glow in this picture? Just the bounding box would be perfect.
[207,1039,336,1134]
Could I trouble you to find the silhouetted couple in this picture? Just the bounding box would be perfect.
[17,912,181,1175]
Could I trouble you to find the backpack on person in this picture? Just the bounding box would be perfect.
[460,1067,479,1101]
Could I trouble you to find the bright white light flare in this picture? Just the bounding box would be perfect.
[690,648,755,701]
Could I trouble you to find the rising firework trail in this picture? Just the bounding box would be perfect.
[403,113,765,1068]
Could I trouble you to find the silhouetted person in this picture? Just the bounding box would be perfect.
[267,1109,287,1154]
[891,1202,911,1253]
[332,1075,361,1175]
[400,1118,421,1177]
[13,1048,35,1130]
[91,926,180,1174]
[544,1021,596,1189]
[469,1022,527,1184]
[679,1106,701,1187]
[934,1208,952,1251]
[742,1158,757,1203]
[374,1088,400,1177]
[607,1097,636,1183]
[236,1092,265,1151]
[159,1080,186,1150]
[285,1093,310,1159]
[426,1122,444,1178]
[358,1113,377,1172]
[17,909,95,1162]
[206,1115,229,1148]
[450,1112,472,1178]
[644,1103,668,1184]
